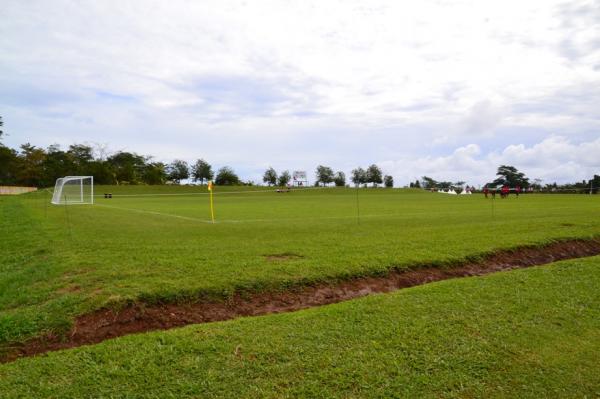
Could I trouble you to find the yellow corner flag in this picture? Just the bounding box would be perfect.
[208,181,215,223]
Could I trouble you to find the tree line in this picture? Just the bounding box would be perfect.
[0,139,395,188]
[411,166,529,190]
[8,116,593,192]
[350,165,394,188]
[0,117,396,188]
[411,165,598,193]
[262,164,393,188]
[0,140,244,187]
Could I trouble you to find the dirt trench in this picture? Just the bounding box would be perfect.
[4,238,600,363]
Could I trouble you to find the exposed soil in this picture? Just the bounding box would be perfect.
[3,238,600,363]
[56,285,82,294]
[265,252,305,261]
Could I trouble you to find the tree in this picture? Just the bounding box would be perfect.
[421,176,437,189]
[92,142,110,161]
[167,159,189,184]
[191,159,213,184]
[0,115,4,142]
[67,144,93,163]
[0,145,19,185]
[43,144,74,186]
[142,162,167,185]
[87,159,115,185]
[492,165,530,187]
[438,181,453,189]
[366,164,383,186]
[351,167,367,186]
[591,175,600,194]
[384,175,394,188]
[334,171,346,187]
[414,180,421,188]
[17,143,46,186]
[263,167,277,186]
[215,166,240,185]
[108,151,146,184]
[315,165,334,186]
[67,144,94,175]
[278,170,291,187]
[192,159,215,184]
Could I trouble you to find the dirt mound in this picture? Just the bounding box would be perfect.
[4,238,600,363]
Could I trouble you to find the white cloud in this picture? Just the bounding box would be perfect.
[380,136,600,186]
[0,0,598,184]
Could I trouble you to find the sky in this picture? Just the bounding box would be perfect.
[1,0,599,186]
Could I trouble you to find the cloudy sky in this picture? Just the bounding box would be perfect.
[1,0,599,185]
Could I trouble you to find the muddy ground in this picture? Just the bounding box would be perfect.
[4,238,600,363]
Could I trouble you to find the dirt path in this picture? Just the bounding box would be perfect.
[4,238,600,363]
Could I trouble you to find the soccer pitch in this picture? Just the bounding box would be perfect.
[2,186,600,396]
[2,186,600,347]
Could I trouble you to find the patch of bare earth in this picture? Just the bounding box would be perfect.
[3,238,600,363]
[56,285,82,294]
[265,253,304,262]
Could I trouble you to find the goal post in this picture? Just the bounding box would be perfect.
[51,176,94,205]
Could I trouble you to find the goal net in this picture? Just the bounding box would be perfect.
[51,176,94,205]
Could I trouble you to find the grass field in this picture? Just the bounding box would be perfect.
[1,186,599,397]
[1,255,600,397]
[1,186,599,349]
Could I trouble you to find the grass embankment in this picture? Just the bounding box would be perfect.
[1,187,599,349]
[1,256,599,398]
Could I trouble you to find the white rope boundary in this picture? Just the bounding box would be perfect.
[92,186,330,198]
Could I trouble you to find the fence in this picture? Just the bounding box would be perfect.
[0,186,38,195]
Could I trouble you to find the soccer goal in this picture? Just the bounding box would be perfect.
[51,176,94,205]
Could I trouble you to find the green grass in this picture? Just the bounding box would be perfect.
[1,255,599,398]
[1,186,599,348]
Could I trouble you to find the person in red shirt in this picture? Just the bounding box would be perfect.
[501,185,509,198]
[483,187,489,198]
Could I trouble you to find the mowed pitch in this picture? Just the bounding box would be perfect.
[1,187,599,346]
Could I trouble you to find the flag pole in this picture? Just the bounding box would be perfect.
[355,183,360,224]
[208,181,215,223]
